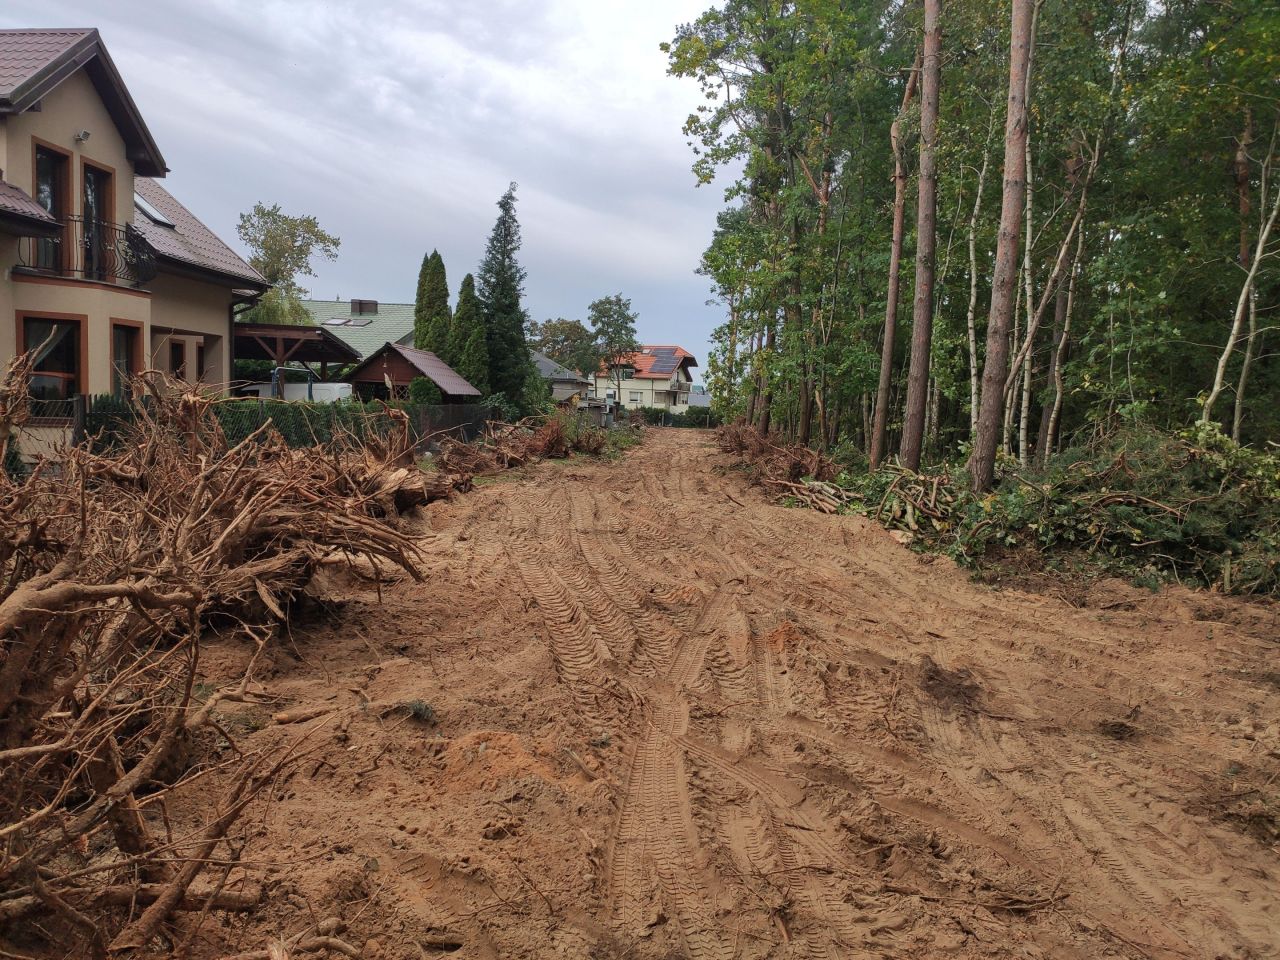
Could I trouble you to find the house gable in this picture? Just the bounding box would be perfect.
[0,28,165,177]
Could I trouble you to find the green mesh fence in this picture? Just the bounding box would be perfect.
[82,396,496,451]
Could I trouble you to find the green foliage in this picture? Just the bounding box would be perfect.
[548,409,642,459]
[528,317,601,377]
[414,250,453,360]
[829,425,1280,595]
[634,405,721,428]
[451,274,490,395]
[408,377,443,405]
[477,183,531,405]
[588,294,640,402]
[235,202,339,325]
[672,0,1280,463]
[483,392,521,424]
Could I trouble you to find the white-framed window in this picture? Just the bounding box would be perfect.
[629,391,642,403]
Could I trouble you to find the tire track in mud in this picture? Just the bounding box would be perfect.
[488,432,1277,957]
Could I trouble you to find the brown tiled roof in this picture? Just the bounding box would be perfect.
[0,28,90,96]
[0,180,58,227]
[0,28,166,176]
[133,178,267,289]
[390,344,481,396]
[349,343,481,397]
[603,345,698,380]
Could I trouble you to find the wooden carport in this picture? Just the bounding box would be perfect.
[233,322,361,380]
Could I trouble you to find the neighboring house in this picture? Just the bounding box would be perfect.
[532,349,591,402]
[0,28,268,442]
[345,341,480,403]
[591,345,697,413]
[298,297,414,360]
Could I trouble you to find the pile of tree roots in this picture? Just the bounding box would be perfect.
[0,358,424,956]
[716,421,838,490]
[435,414,612,475]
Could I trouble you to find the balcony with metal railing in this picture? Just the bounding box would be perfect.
[16,215,158,287]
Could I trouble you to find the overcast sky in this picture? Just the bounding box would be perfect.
[5,0,729,380]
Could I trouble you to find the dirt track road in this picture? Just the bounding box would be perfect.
[206,429,1279,959]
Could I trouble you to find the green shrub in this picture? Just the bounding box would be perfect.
[825,424,1280,595]
[408,377,443,405]
[633,405,721,428]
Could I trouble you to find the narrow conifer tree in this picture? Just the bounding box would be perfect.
[452,273,489,395]
[413,250,452,359]
[476,183,531,402]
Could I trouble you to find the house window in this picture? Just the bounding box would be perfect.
[23,316,81,401]
[82,163,114,282]
[111,323,139,396]
[170,341,186,380]
[196,344,206,383]
[606,389,616,400]
[34,146,70,272]
[629,391,641,403]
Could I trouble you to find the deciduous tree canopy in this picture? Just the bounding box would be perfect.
[670,0,1279,488]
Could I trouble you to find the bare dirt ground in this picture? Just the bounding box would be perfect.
[191,429,1279,959]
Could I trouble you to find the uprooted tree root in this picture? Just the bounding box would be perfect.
[0,359,425,957]
[716,421,838,491]
[436,414,622,475]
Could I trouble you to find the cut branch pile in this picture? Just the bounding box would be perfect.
[0,360,424,956]
[716,421,838,490]
[718,416,1280,595]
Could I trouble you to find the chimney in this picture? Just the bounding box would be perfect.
[349,299,379,315]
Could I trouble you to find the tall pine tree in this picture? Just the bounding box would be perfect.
[413,250,452,359]
[476,183,531,402]
[451,273,489,395]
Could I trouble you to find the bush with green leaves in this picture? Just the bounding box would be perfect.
[408,377,443,405]
[826,424,1279,595]
[633,405,721,428]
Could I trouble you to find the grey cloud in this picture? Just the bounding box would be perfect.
[3,0,727,367]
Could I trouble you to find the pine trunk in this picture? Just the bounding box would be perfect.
[970,0,1033,492]
[899,0,943,471]
[870,53,921,468]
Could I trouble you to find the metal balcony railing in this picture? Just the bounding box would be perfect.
[17,216,158,287]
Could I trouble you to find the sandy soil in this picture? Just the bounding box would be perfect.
[189,429,1279,959]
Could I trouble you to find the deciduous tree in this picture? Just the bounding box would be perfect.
[236,202,339,325]
[588,294,640,404]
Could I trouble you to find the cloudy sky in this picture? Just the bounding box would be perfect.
[5,0,730,380]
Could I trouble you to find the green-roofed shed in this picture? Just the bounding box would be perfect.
[298,298,416,360]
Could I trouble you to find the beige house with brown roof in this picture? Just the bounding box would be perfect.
[590,345,697,413]
[0,28,267,435]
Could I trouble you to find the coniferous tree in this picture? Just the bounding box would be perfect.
[413,250,452,359]
[476,183,531,401]
[451,274,489,395]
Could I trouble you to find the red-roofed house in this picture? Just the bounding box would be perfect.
[591,345,697,413]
